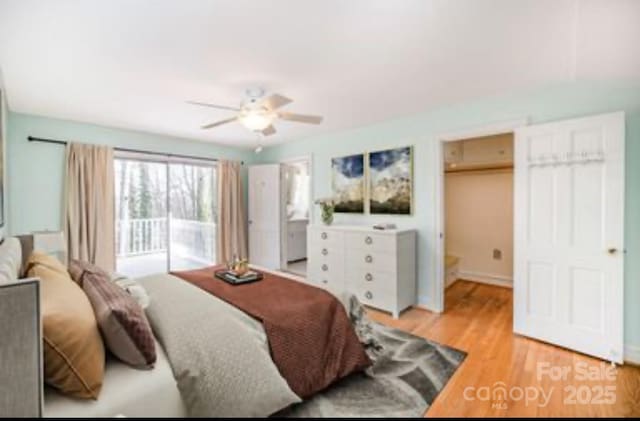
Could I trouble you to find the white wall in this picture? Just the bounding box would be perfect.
[0,80,7,239]
[445,169,513,284]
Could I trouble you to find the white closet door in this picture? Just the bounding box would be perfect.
[248,164,281,269]
[514,112,625,363]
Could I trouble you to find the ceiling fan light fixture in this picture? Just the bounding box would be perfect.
[239,108,275,132]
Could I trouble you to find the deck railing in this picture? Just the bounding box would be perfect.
[116,218,216,263]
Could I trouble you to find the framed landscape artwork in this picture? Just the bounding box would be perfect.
[331,153,364,213]
[369,146,413,215]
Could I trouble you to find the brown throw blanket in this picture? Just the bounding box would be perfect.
[170,266,371,398]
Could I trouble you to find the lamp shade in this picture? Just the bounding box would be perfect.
[239,108,275,131]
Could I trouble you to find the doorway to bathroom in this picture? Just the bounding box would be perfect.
[280,156,312,276]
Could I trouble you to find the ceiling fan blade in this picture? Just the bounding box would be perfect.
[262,94,292,110]
[278,111,323,124]
[201,116,238,130]
[261,125,277,136]
[187,100,240,112]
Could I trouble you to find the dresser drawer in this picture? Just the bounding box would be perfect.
[309,256,343,279]
[345,248,396,274]
[345,232,395,252]
[308,228,344,249]
[308,242,343,261]
[346,266,396,294]
[308,260,344,293]
[352,280,395,312]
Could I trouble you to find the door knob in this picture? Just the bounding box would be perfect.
[607,247,618,255]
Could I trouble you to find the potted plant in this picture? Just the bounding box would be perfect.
[315,198,335,225]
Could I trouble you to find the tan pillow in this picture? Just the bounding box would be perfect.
[27,253,105,399]
[26,251,68,277]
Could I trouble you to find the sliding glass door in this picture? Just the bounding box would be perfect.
[115,155,217,277]
[168,162,217,272]
[115,159,169,277]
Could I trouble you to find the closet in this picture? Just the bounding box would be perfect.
[443,133,514,291]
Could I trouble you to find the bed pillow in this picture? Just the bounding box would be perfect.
[0,237,22,284]
[67,258,110,286]
[112,274,151,309]
[74,260,157,369]
[27,252,105,399]
[25,250,68,278]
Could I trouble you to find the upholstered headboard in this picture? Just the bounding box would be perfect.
[0,236,43,417]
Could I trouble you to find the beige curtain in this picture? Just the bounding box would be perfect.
[64,143,115,271]
[216,160,248,264]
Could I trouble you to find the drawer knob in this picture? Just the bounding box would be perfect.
[365,236,373,245]
[365,291,373,300]
[365,254,373,263]
[321,232,328,240]
[321,248,328,256]
[322,279,328,284]
[321,264,328,272]
[365,273,373,282]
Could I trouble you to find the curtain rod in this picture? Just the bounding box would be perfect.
[27,136,244,165]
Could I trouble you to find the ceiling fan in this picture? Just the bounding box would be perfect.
[187,87,323,137]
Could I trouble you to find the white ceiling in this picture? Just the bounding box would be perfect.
[0,0,638,148]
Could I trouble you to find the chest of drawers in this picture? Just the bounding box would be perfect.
[307,225,416,318]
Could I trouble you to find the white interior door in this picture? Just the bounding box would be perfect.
[514,112,625,363]
[248,164,281,269]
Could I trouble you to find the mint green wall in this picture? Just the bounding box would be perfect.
[7,112,256,236]
[0,90,7,238]
[258,81,640,349]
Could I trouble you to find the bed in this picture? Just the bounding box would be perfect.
[2,236,368,418]
[44,340,186,418]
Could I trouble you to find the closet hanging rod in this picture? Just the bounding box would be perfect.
[27,136,244,165]
[444,164,513,174]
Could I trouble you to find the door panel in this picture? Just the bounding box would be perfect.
[514,111,624,363]
[571,164,603,247]
[568,267,603,331]
[115,159,169,278]
[168,162,217,271]
[248,165,281,269]
[526,262,554,319]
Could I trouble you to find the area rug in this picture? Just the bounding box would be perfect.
[275,298,467,418]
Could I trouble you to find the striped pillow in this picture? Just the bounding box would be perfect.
[72,260,156,369]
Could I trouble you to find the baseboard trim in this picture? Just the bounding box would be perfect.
[412,303,436,312]
[624,344,640,365]
[458,270,513,289]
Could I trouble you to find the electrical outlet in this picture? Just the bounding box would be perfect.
[493,249,502,260]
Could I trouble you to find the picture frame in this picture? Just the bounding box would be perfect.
[331,153,365,213]
[368,146,413,215]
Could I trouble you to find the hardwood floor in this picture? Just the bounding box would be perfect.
[366,280,640,418]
